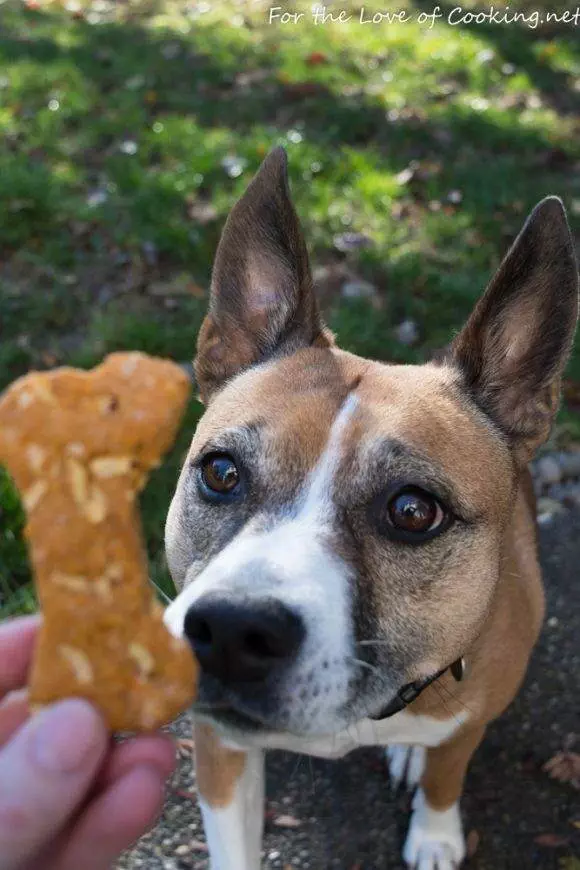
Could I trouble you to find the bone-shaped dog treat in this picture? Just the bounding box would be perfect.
[0,352,198,731]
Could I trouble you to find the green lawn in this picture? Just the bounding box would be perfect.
[1,0,579,615]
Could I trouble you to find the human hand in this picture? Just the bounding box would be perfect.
[0,616,176,870]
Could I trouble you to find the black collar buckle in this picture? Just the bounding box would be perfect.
[451,656,466,682]
[370,656,466,722]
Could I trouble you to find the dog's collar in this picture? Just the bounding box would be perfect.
[369,656,466,721]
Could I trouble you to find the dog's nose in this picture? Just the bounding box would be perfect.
[184,597,305,683]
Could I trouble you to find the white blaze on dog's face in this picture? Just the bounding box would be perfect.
[165,149,578,739]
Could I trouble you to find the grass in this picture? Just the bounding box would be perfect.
[1,0,579,615]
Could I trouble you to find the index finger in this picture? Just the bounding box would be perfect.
[0,616,40,698]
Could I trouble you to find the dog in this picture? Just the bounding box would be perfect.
[164,147,579,870]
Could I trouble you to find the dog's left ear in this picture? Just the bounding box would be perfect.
[450,196,579,463]
[195,147,332,402]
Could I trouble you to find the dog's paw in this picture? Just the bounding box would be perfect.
[403,789,465,869]
[385,744,426,792]
[404,841,460,870]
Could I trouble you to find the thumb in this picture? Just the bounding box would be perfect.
[0,699,108,870]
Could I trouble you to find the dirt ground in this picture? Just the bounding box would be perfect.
[117,507,580,870]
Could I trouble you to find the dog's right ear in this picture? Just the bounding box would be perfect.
[194,147,332,403]
[450,197,579,463]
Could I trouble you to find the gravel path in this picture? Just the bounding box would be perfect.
[117,474,580,870]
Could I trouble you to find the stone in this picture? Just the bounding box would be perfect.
[561,483,580,507]
[535,455,562,486]
[560,451,580,480]
[536,497,566,523]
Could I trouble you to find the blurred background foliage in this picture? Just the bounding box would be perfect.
[0,0,579,614]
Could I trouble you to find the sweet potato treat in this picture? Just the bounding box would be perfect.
[0,352,198,731]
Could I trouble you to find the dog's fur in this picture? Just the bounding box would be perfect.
[164,148,579,869]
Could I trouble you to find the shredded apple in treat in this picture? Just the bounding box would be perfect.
[0,352,198,731]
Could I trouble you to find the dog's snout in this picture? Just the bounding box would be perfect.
[184,597,305,683]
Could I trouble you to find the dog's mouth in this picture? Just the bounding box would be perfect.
[191,668,310,735]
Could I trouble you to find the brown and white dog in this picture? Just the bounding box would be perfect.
[164,147,579,870]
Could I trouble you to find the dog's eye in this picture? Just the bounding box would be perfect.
[386,487,445,540]
[199,453,240,498]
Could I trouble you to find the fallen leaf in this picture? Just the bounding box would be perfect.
[307,51,328,65]
[281,81,325,99]
[466,829,480,858]
[544,752,580,790]
[534,833,569,848]
[176,737,195,755]
[539,41,558,61]
[273,814,302,828]
[190,840,209,852]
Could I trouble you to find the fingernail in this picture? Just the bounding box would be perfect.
[31,700,105,774]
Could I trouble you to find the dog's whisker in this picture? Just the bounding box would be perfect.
[436,679,476,717]
[190,701,236,715]
[289,752,306,785]
[150,578,173,605]
[432,683,465,730]
[357,639,390,647]
[308,756,317,797]
[505,570,522,580]
[352,657,381,677]
[433,679,475,725]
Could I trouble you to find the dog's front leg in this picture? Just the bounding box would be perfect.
[403,725,485,869]
[193,722,265,870]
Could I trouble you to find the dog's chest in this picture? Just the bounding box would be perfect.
[257,710,468,759]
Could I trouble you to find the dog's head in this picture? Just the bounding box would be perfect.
[164,148,578,740]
